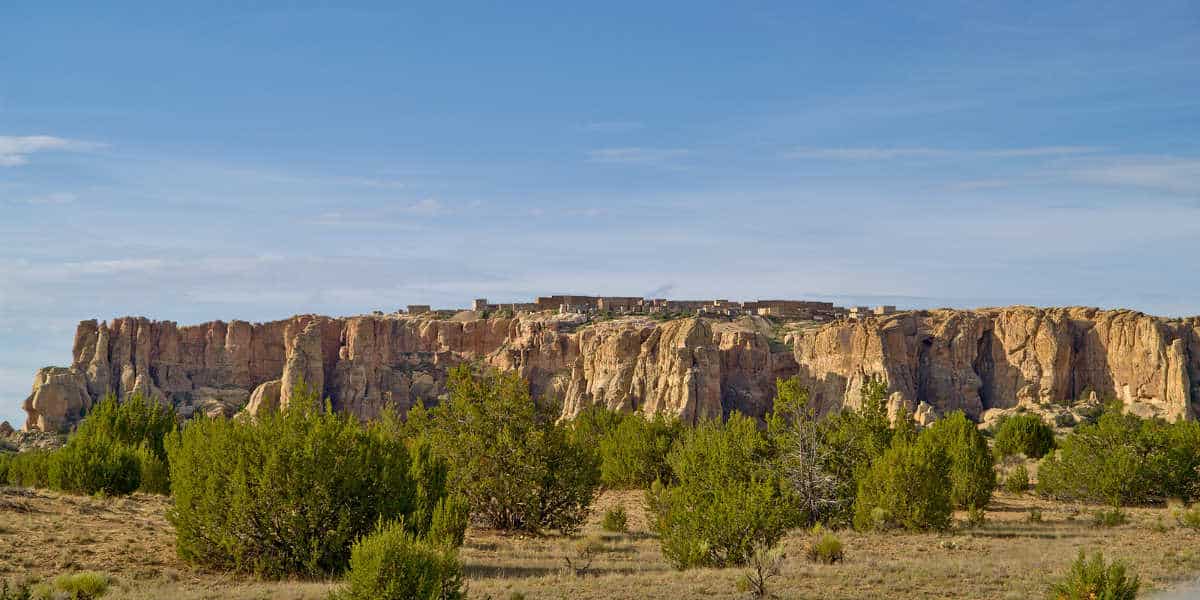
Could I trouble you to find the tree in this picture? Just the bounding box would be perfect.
[808,376,894,525]
[47,392,177,496]
[768,378,844,526]
[598,413,683,488]
[993,413,1055,458]
[924,411,996,509]
[165,383,439,578]
[1037,408,1200,505]
[648,413,798,569]
[852,428,952,531]
[414,364,600,533]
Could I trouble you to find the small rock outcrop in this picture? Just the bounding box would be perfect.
[23,367,91,432]
[242,380,282,418]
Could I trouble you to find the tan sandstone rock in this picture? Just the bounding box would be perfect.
[21,307,1200,431]
[23,367,92,432]
[281,318,329,411]
[242,379,283,418]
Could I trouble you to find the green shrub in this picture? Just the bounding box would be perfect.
[166,384,442,579]
[404,436,452,537]
[852,429,952,532]
[74,392,176,462]
[6,450,54,488]
[648,413,798,569]
[1091,508,1128,528]
[965,504,987,528]
[564,534,610,576]
[32,571,110,599]
[738,541,785,598]
[805,527,843,564]
[133,444,170,495]
[1157,419,1200,501]
[598,414,682,488]
[335,520,464,600]
[1047,550,1139,600]
[994,414,1055,459]
[568,405,626,455]
[0,453,10,484]
[411,365,599,534]
[766,376,811,431]
[426,495,469,550]
[0,579,32,600]
[48,435,140,496]
[1004,464,1030,494]
[1175,503,1200,529]
[1027,509,1043,523]
[923,412,996,509]
[601,505,628,533]
[1037,410,1200,504]
[40,392,178,497]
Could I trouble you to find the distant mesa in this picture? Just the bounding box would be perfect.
[17,295,1200,433]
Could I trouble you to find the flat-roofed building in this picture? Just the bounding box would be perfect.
[847,306,872,319]
[597,296,642,312]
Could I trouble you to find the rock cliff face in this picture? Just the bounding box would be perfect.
[789,307,1199,423]
[20,307,1200,431]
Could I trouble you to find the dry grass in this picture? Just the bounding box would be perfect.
[2,486,1199,599]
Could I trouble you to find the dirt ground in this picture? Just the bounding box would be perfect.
[2,487,1199,599]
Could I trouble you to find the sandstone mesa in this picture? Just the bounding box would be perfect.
[20,306,1200,432]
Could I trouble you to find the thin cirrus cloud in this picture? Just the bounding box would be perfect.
[586,147,691,165]
[309,198,447,227]
[0,135,101,166]
[7,192,78,205]
[942,156,1200,195]
[1071,157,1200,195]
[784,146,1104,160]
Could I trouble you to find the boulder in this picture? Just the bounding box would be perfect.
[242,379,283,418]
[23,367,92,432]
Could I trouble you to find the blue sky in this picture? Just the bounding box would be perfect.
[2,1,1199,425]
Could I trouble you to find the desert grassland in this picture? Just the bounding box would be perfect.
[2,487,1199,600]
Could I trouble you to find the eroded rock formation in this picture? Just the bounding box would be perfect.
[20,307,1200,431]
[789,307,1199,424]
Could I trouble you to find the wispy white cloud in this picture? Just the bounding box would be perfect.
[309,198,446,226]
[1071,157,1200,194]
[8,192,78,205]
[568,207,605,218]
[587,147,690,165]
[405,197,443,216]
[785,146,1103,160]
[0,135,101,166]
